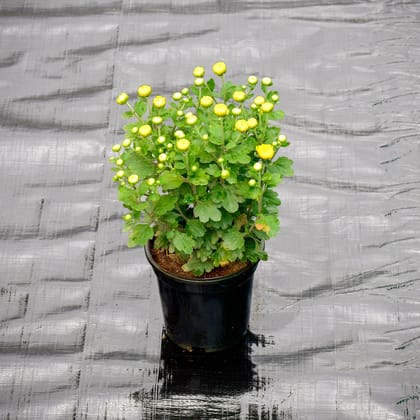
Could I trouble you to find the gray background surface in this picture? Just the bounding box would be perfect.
[0,1,419,419]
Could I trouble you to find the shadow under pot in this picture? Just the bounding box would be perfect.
[145,241,259,352]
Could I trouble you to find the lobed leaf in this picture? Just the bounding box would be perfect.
[194,201,222,223]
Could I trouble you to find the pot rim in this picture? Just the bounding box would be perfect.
[144,240,259,286]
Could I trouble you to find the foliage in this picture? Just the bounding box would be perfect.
[111,62,293,276]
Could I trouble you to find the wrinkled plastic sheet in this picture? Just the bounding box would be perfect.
[0,1,419,419]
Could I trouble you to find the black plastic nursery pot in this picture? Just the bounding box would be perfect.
[145,242,259,352]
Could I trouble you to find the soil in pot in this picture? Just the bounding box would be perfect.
[150,247,250,280]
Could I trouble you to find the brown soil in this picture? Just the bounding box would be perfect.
[151,247,249,280]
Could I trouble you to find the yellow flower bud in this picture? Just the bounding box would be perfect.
[200,95,214,108]
[193,66,205,77]
[212,61,227,76]
[254,96,265,106]
[122,138,131,147]
[137,85,152,97]
[174,130,185,139]
[116,92,129,105]
[139,124,152,137]
[256,144,275,160]
[278,134,287,143]
[261,102,274,113]
[221,169,230,179]
[214,103,228,117]
[152,95,166,108]
[232,91,246,102]
[157,135,166,144]
[253,161,262,171]
[186,115,198,125]
[232,107,242,116]
[176,138,190,151]
[111,144,121,152]
[248,75,258,85]
[247,118,258,128]
[152,116,163,125]
[248,179,256,186]
[272,94,279,102]
[147,178,155,186]
[262,77,272,86]
[116,170,125,178]
[172,92,182,101]
[235,119,249,133]
[116,158,124,166]
[181,88,189,95]
[158,153,167,162]
[194,77,204,86]
[128,174,139,184]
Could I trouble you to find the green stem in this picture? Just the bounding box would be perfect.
[175,204,189,222]
[127,103,142,121]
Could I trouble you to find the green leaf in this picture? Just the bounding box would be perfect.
[134,100,147,117]
[122,111,134,119]
[272,157,294,177]
[190,168,209,186]
[269,110,285,120]
[194,201,222,223]
[186,219,206,238]
[263,189,281,207]
[126,152,156,179]
[207,78,215,92]
[173,231,195,254]
[118,186,147,211]
[159,172,184,189]
[222,188,239,213]
[225,149,251,164]
[208,125,224,145]
[222,230,245,251]
[182,256,213,276]
[263,170,282,187]
[154,194,177,216]
[129,224,154,247]
[206,164,221,177]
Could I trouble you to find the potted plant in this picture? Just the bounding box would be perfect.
[110,61,293,352]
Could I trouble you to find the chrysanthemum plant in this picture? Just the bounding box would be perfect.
[111,62,293,276]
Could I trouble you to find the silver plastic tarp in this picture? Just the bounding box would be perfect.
[0,1,419,419]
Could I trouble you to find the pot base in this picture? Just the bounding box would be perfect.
[163,328,249,353]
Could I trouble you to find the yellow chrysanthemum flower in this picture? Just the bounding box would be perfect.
[116,92,129,105]
[247,118,258,128]
[176,138,191,151]
[212,61,227,76]
[214,103,228,117]
[137,85,152,97]
[193,66,205,77]
[256,144,275,160]
[232,91,246,102]
[152,95,166,108]
[235,119,249,133]
[139,124,152,137]
[200,96,213,108]
[261,102,274,113]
